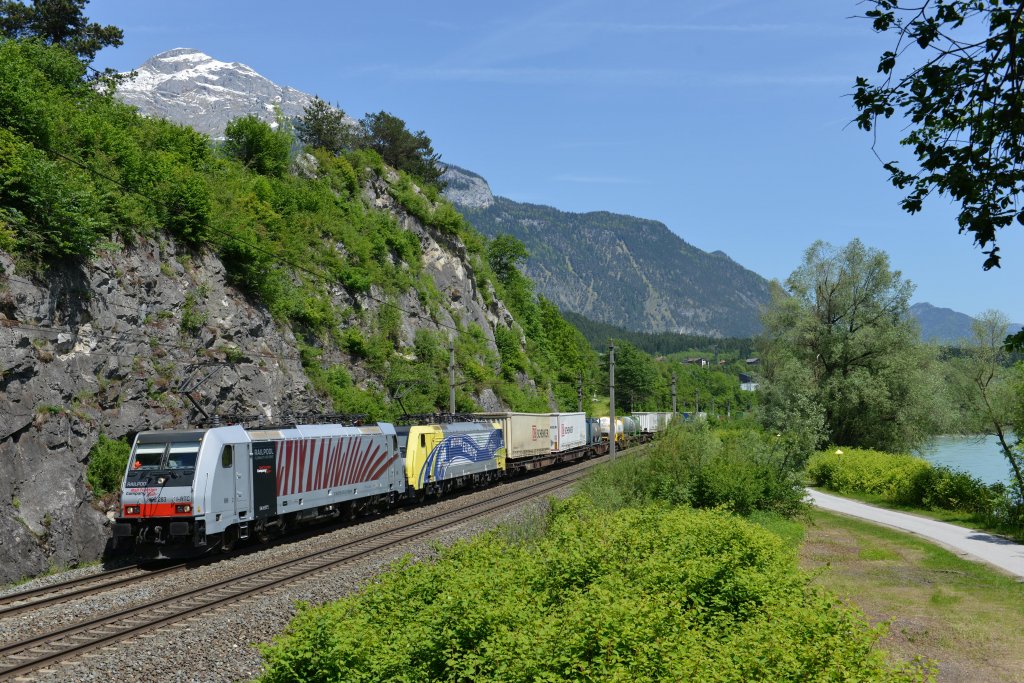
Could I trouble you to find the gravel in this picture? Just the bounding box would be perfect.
[0,462,588,683]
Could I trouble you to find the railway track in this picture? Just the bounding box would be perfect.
[0,458,600,680]
[0,564,185,620]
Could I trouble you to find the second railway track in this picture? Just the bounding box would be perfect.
[0,457,603,681]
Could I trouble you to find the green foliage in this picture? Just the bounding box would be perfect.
[581,422,806,517]
[258,501,922,683]
[807,448,1023,537]
[85,434,129,495]
[760,239,942,453]
[298,344,390,420]
[853,1,1024,272]
[222,115,291,177]
[607,340,659,412]
[0,41,214,262]
[486,233,528,285]
[0,126,108,258]
[807,448,933,506]
[956,310,1024,499]
[0,0,123,64]
[179,291,206,336]
[295,96,358,154]
[163,167,211,244]
[359,110,443,188]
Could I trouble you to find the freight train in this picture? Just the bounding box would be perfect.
[111,411,673,559]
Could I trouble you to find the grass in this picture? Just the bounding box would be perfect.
[800,509,1024,682]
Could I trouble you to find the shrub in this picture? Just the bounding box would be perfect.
[223,115,291,177]
[806,448,932,505]
[86,435,130,495]
[580,422,806,517]
[258,502,924,682]
[806,448,1012,522]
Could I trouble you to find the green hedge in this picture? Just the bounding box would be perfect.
[806,448,1021,532]
[806,448,932,505]
[258,501,923,682]
[579,422,807,517]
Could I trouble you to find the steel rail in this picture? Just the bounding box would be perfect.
[0,458,603,680]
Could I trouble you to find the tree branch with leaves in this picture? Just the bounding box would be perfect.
[854,1,1024,350]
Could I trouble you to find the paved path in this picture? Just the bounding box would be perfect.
[806,488,1024,580]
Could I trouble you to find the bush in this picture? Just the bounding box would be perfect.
[806,448,932,505]
[258,502,924,682]
[223,115,291,177]
[806,447,1013,521]
[580,422,806,517]
[86,435,130,495]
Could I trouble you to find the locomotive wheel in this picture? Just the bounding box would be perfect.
[221,526,238,552]
[255,523,271,544]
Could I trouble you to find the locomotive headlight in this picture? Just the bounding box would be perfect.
[124,505,140,515]
[175,504,192,514]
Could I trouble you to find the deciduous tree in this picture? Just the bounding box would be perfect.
[964,309,1024,497]
[760,239,941,452]
[223,115,291,177]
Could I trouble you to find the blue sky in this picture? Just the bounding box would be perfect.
[89,0,1024,322]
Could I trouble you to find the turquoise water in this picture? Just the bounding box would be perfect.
[920,435,1017,486]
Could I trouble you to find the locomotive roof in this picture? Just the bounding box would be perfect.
[136,429,208,443]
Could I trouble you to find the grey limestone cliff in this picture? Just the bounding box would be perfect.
[0,165,519,583]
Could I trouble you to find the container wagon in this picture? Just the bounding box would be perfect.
[631,412,659,434]
[476,412,553,471]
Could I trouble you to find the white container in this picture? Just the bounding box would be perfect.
[553,412,586,452]
[631,412,659,433]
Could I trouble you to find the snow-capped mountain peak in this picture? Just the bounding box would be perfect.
[115,48,317,138]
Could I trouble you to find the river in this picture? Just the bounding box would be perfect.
[920,434,1017,486]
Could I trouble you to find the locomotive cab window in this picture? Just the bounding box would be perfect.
[221,445,233,468]
[420,434,426,448]
[131,444,164,470]
[166,442,200,469]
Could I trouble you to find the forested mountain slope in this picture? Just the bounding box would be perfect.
[457,192,773,338]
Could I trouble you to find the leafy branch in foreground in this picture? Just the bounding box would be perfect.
[854,1,1024,275]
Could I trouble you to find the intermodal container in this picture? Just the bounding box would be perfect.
[553,412,586,452]
[476,413,553,459]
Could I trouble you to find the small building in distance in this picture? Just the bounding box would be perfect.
[739,372,759,392]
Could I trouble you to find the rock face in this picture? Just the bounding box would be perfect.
[115,48,353,139]
[0,168,518,583]
[440,165,495,209]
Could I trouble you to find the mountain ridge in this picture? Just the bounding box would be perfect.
[909,302,1023,344]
